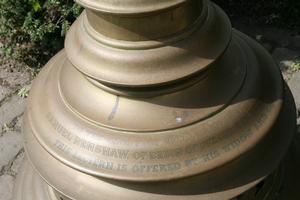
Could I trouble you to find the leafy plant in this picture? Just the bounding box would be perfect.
[0,0,82,68]
[214,0,300,29]
[18,86,30,98]
[0,0,299,69]
[291,59,300,71]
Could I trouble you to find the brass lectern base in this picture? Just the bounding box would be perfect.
[14,144,300,200]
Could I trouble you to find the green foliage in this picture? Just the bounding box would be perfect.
[0,0,299,68]
[0,0,82,67]
[18,86,30,98]
[215,0,300,29]
[291,59,300,71]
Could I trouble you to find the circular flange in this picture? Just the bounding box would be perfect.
[62,34,247,132]
[22,29,295,183]
[13,159,55,200]
[65,2,232,86]
[15,159,259,200]
[75,0,190,14]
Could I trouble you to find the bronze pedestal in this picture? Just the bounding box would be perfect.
[14,0,297,199]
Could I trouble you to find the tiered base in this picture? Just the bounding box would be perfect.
[14,143,300,200]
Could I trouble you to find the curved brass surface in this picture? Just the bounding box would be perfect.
[13,159,53,200]
[22,29,293,182]
[14,0,297,199]
[86,0,203,41]
[75,0,193,14]
[65,2,232,86]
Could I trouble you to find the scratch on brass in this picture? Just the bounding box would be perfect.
[108,96,120,121]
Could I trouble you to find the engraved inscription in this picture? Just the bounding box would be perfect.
[54,140,115,171]
[185,150,221,167]
[47,113,72,141]
[132,163,181,174]
[132,148,183,160]
[47,104,273,176]
[47,113,129,160]
[94,145,129,160]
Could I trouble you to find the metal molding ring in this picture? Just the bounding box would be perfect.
[75,0,188,15]
[82,1,209,49]
[65,3,232,86]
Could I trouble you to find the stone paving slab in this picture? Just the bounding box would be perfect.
[0,51,31,200]
[0,61,31,90]
[0,175,14,200]
[0,96,26,131]
[0,86,11,103]
[0,132,23,170]
[289,71,300,109]
[9,150,25,177]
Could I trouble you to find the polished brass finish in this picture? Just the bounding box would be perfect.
[86,0,203,41]
[14,0,297,199]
